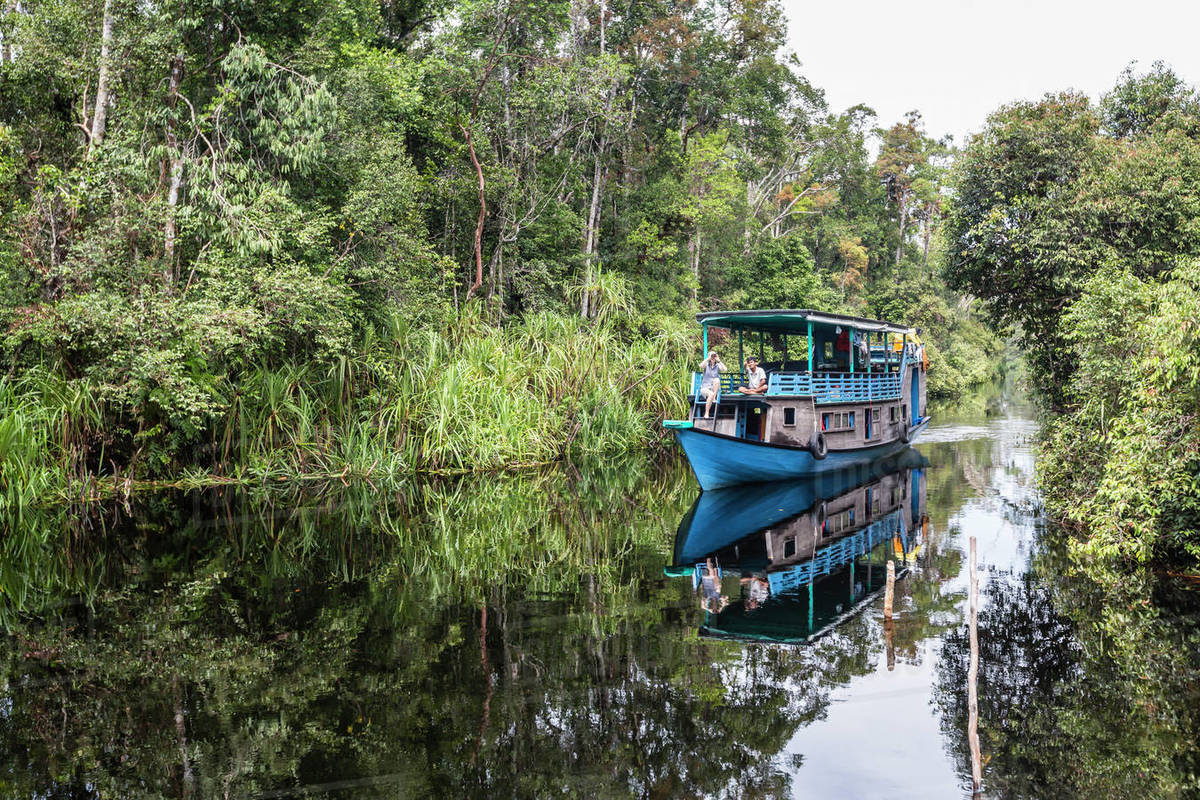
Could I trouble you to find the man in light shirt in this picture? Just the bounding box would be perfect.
[737,356,767,395]
[698,351,727,418]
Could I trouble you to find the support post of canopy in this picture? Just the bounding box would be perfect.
[807,321,814,373]
[703,323,708,358]
[849,327,855,373]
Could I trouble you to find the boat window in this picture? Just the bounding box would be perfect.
[821,411,855,432]
[783,407,796,426]
[889,405,897,422]
[827,508,855,535]
[783,538,796,558]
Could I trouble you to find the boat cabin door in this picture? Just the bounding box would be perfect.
[910,366,920,425]
[737,402,768,442]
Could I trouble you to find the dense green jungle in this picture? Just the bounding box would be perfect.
[0,0,998,502]
[2,0,1200,794]
[3,0,1196,572]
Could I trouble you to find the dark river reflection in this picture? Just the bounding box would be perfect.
[3,387,1200,798]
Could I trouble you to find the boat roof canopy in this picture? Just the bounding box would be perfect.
[695,309,910,335]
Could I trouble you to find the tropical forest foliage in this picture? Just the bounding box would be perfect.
[944,62,1200,566]
[1,0,995,497]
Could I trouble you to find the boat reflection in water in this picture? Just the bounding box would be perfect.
[669,448,928,643]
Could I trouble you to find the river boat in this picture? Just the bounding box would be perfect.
[669,451,929,644]
[663,309,930,490]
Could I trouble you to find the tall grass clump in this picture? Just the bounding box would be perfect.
[3,308,693,494]
[221,308,693,483]
[0,371,106,507]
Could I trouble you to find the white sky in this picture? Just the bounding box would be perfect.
[781,0,1200,144]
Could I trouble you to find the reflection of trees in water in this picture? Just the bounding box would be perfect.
[935,539,1200,799]
[936,569,1079,798]
[0,462,883,798]
[922,438,996,525]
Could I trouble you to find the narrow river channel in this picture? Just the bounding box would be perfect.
[3,385,1199,798]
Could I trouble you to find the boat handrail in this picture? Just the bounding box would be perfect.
[768,510,906,594]
[767,371,902,403]
[691,371,747,397]
[691,369,908,404]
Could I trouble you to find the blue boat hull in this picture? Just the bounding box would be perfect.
[673,418,929,491]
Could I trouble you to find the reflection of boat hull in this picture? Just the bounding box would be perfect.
[674,418,929,491]
[672,447,928,565]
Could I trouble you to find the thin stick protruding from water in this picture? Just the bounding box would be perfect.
[968,536,982,796]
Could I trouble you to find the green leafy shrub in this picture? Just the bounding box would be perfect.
[1040,261,1200,563]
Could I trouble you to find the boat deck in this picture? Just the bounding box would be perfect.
[692,358,914,406]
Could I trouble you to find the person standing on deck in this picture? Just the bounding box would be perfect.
[699,351,727,418]
[737,356,767,395]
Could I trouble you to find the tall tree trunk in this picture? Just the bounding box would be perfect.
[893,194,907,268]
[743,178,754,256]
[580,5,612,319]
[461,120,487,299]
[458,11,515,300]
[921,209,932,277]
[163,54,184,285]
[1,1,15,64]
[598,0,606,53]
[88,0,114,156]
[487,236,499,300]
[581,148,604,318]
[689,223,701,304]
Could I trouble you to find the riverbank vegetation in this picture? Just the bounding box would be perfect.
[945,62,1200,566]
[1,0,998,501]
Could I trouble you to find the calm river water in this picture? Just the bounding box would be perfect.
[3,386,1200,798]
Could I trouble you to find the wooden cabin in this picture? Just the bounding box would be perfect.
[687,310,928,454]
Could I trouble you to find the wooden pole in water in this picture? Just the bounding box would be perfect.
[885,615,895,671]
[883,558,896,670]
[883,559,895,620]
[968,536,983,795]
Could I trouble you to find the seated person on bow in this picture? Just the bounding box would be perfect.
[737,356,768,395]
[698,351,727,418]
